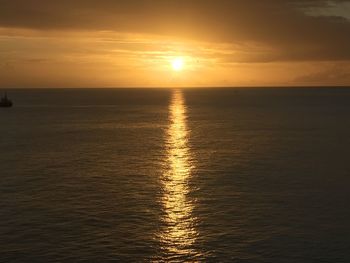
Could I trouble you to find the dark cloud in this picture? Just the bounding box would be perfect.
[0,0,350,61]
[294,63,350,85]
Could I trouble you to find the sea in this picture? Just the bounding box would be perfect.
[1,88,350,262]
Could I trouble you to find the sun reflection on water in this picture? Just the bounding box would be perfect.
[158,89,198,259]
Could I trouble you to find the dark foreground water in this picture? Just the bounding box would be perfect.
[1,88,350,262]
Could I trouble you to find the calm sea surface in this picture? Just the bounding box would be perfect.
[1,88,350,262]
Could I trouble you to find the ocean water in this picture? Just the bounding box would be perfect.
[1,88,350,262]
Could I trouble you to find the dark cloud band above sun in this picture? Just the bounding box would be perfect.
[1,0,350,61]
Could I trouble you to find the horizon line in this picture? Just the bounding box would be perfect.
[1,85,350,90]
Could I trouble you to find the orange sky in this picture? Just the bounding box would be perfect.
[1,0,350,88]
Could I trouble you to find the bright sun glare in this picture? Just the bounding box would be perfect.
[172,57,184,71]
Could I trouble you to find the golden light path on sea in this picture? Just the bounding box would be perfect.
[158,89,199,259]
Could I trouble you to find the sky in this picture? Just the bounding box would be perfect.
[0,0,350,88]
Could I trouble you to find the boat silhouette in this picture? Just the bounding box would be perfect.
[0,92,13,107]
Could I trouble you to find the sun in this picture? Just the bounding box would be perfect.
[171,57,184,71]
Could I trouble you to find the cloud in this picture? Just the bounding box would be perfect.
[0,0,350,62]
[294,63,350,85]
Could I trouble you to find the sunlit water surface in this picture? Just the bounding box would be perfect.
[1,88,350,262]
[157,90,199,261]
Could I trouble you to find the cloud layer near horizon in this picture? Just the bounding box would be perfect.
[0,0,350,87]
